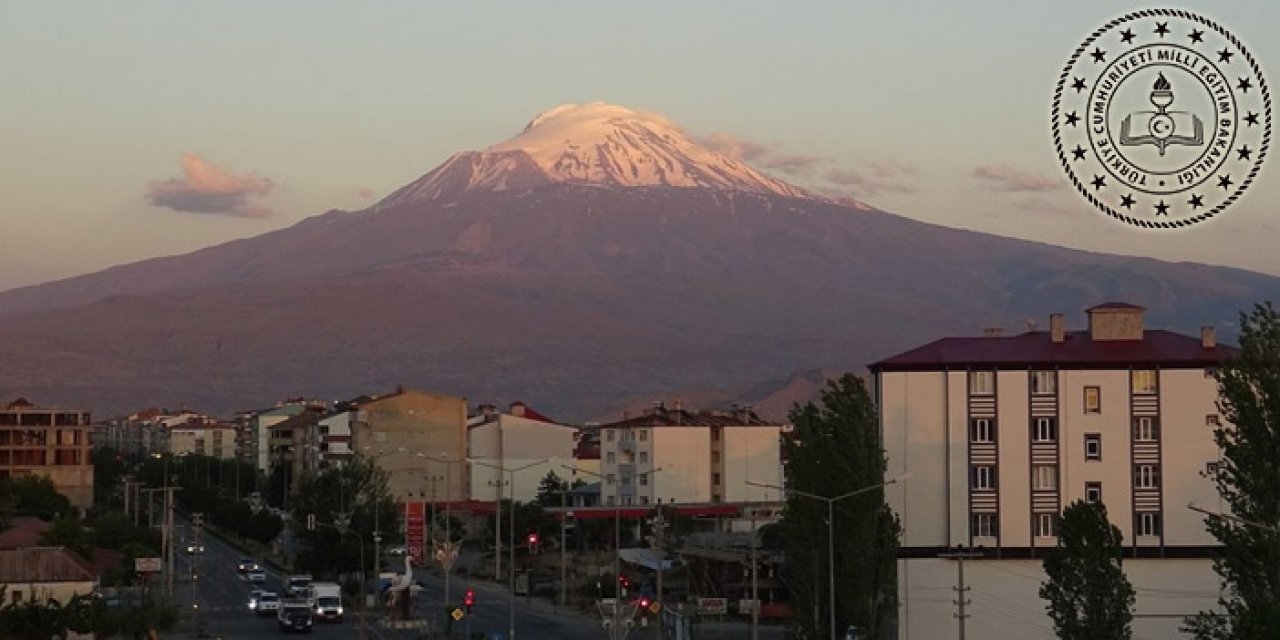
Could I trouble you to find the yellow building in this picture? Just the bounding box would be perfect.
[0,398,94,510]
[352,388,468,503]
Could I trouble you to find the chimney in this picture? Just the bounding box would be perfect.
[509,402,526,417]
[1050,314,1065,343]
[1202,326,1216,348]
[983,327,1004,337]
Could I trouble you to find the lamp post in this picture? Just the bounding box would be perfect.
[565,465,665,640]
[416,452,464,606]
[468,458,549,640]
[748,475,907,640]
[361,446,410,576]
[324,512,367,640]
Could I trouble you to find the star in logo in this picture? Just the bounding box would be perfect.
[1244,111,1259,126]
[1119,194,1135,209]
[1154,200,1170,215]
[1071,77,1087,92]
[1071,145,1087,161]
[1188,29,1204,44]
[1237,77,1253,93]
[1091,175,1106,190]
[1154,22,1170,38]
[1237,145,1252,161]
[1187,194,1204,209]
[1064,111,1080,127]
[1120,29,1136,44]
[1218,48,1233,64]
[1217,175,1234,190]
[1090,48,1106,64]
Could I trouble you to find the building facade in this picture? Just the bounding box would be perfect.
[872,303,1233,639]
[0,398,94,510]
[351,388,468,504]
[467,401,579,503]
[595,402,784,507]
[166,423,237,459]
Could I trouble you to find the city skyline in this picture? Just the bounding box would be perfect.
[1,0,1277,292]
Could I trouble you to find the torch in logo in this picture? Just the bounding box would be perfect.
[1119,72,1204,156]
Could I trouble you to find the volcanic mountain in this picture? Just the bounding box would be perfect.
[1,102,1276,419]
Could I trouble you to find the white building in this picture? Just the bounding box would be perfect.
[872,303,1234,639]
[467,401,579,504]
[595,402,783,507]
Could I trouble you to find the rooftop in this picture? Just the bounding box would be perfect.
[0,546,97,583]
[600,404,777,429]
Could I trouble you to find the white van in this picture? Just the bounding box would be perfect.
[307,582,344,622]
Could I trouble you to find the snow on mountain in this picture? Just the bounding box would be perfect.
[376,102,808,210]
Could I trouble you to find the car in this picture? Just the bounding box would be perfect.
[247,569,267,584]
[286,574,313,598]
[278,598,313,633]
[185,542,205,554]
[247,589,265,612]
[387,546,407,556]
[237,557,261,573]
[256,591,281,617]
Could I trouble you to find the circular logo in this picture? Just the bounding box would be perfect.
[1053,9,1271,228]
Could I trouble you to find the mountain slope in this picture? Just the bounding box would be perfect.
[0,103,1275,418]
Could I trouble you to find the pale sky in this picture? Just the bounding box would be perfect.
[2,1,1277,292]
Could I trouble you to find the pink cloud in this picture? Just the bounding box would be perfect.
[699,132,823,176]
[357,186,376,199]
[147,154,276,217]
[970,165,1064,193]
[823,162,917,197]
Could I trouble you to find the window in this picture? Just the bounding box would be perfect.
[711,451,721,463]
[1031,370,1057,395]
[1206,414,1221,427]
[606,452,616,464]
[606,430,615,442]
[1033,417,1057,443]
[1138,512,1162,536]
[969,371,995,395]
[1084,387,1101,414]
[972,465,996,491]
[1084,433,1102,461]
[1085,482,1103,504]
[1135,465,1160,489]
[972,513,998,537]
[606,473,616,485]
[969,418,995,443]
[622,496,632,506]
[1132,369,1158,394]
[1205,461,1220,476]
[711,428,722,442]
[639,452,649,463]
[1033,465,1058,491]
[1035,512,1057,538]
[606,496,615,506]
[621,476,631,486]
[639,475,648,486]
[640,496,649,505]
[712,493,722,503]
[621,429,633,442]
[711,472,722,485]
[1133,417,1159,441]
[639,430,648,442]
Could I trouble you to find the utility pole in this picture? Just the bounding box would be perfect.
[122,475,133,520]
[191,512,204,635]
[939,546,983,640]
[651,507,668,640]
[162,484,182,599]
[749,508,759,640]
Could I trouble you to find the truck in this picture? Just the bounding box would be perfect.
[286,574,313,598]
[306,582,344,622]
[277,598,313,633]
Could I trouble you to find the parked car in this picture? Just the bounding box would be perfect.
[256,591,281,617]
[278,599,313,633]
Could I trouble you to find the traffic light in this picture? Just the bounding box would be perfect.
[618,574,630,595]
[464,588,475,613]
[526,532,540,554]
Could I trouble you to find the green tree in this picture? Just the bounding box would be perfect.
[0,475,74,520]
[1187,302,1280,639]
[41,514,93,560]
[777,373,901,640]
[1040,500,1135,639]
[289,456,397,578]
[535,471,570,507]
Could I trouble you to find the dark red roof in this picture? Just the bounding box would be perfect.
[1088,302,1146,311]
[871,330,1236,372]
[600,407,776,429]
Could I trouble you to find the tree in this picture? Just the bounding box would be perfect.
[41,514,93,560]
[1187,302,1280,639]
[1039,500,1135,639]
[289,456,398,578]
[0,475,74,520]
[776,373,901,640]
[535,471,570,507]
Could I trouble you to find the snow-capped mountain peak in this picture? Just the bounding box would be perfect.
[375,102,807,209]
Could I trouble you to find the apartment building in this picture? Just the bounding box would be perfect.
[467,401,578,503]
[595,402,783,507]
[872,303,1235,639]
[165,422,237,459]
[350,387,468,504]
[0,398,94,510]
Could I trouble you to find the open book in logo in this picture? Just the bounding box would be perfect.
[1119,72,1204,156]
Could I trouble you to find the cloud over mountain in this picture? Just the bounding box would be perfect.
[970,165,1063,193]
[147,154,276,217]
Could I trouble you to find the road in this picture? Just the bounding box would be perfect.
[161,519,611,640]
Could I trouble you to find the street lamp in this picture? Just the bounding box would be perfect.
[322,512,367,639]
[415,451,464,605]
[747,474,908,640]
[361,445,409,575]
[564,464,665,640]
[468,457,549,640]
